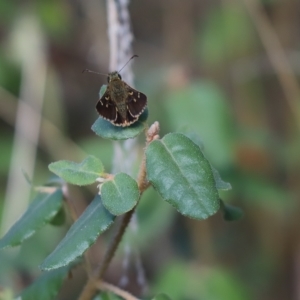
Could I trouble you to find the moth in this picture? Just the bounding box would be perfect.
[97,71,147,126]
[84,55,147,127]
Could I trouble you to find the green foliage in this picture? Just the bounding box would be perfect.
[99,85,108,98]
[212,166,232,191]
[178,130,232,191]
[0,87,237,298]
[195,268,251,300]
[101,173,139,215]
[0,189,63,249]
[0,56,21,94]
[146,133,220,220]
[152,293,172,300]
[198,4,256,66]
[132,188,176,250]
[221,201,243,221]
[17,267,69,300]
[1,54,237,299]
[92,108,148,140]
[93,292,121,299]
[49,155,104,186]
[153,262,250,300]
[164,81,234,168]
[3,0,297,298]
[48,206,66,226]
[36,1,71,39]
[0,106,237,297]
[40,195,114,270]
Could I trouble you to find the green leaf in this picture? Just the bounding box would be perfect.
[152,293,172,300]
[40,195,115,270]
[17,267,69,300]
[99,84,107,98]
[146,133,220,220]
[211,165,232,191]
[91,108,148,140]
[45,176,64,187]
[49,155,104,186]
[101,173,139,215]
[36,1,71,39]
[164,81,234,168]
[0,189,63,249]
[179,130,231,191]
[49,206,66,226]
[179,130,205,151]
[220,200,243,221]
[199,4,256,66]
[154,262,250,300]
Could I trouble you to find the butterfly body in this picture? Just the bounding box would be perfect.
[96,71,147,127]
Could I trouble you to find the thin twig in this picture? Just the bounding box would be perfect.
[95,280,141,300]
[97,210,135,279]
[96,122,160,278]
[61,184,79,221]
[137,121,160,192]
[242,0,300,130]
[78,123,160,300]
[78,203,135,300]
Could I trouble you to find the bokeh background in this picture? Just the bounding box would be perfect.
[0,0,300,299]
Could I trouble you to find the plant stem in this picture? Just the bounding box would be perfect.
[78,209,135,300]
[97,209,135,279]
[78,122,160,300]
[95,280,141,300]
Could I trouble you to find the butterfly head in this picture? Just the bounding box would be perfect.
[107,71,122,83]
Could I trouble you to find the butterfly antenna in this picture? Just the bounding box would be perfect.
[82,69,107,76]
[118,55,139,73]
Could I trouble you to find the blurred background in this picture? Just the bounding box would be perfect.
[0,0,300,299]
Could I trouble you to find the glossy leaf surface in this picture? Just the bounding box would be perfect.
[211,165,232,191]
[0,189,63,249]
[146,133,220,220]
[92,108,148,140]
[101,173,139,215]
[49,155,104,186]
[17,267,69,300]
[40,195,114,270]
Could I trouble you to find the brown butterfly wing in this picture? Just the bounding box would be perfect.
[124,83,147,118]
[114,111,137,127]
[96,88,118,122]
